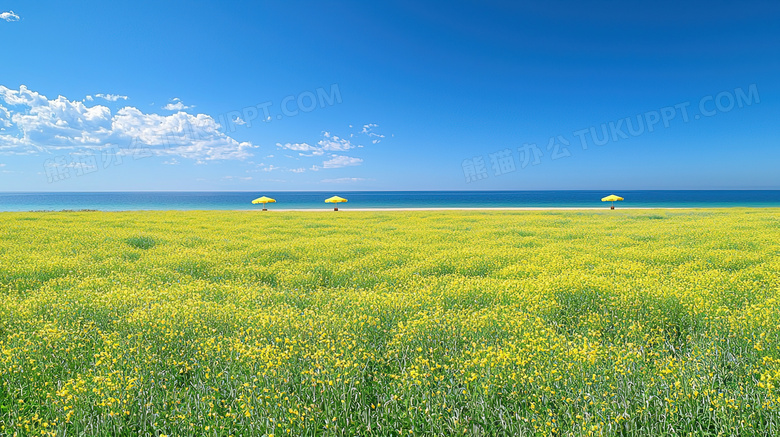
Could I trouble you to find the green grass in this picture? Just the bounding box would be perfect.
[124,236,157,250]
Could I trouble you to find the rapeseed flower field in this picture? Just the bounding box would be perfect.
[1,209,779,436]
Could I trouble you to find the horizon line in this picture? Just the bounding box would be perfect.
[2,188,780,194]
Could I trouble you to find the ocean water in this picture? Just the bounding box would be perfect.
[1,191,780,212]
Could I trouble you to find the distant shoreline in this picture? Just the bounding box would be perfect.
[262,207,695,212]
[4,191,780,211]
[5,206,778,213]
[254,206,780,212]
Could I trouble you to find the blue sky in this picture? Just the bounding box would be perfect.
[1,0,778,191]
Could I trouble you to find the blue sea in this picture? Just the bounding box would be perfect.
[1,191,779,212]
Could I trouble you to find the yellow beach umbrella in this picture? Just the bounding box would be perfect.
[252,196,276,211]
[601,194,624,210]
[324,195,347,211]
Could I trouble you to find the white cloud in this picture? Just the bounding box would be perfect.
[65,160,99,172]
[274,130,369,171]
[0,85,254,161]
[94,93,128,102]
[321,177,368,183]
[254,164,308,174]
[86,94,127,102]
[163,98,193,111]
[318,131,357,151]
[0,85,48,106]
[323,155,363,168]
[276,142,316,152]
[0,104,10,127]
[277,132,357,158]
[359,123,386,143]
[276,142,325,157]
[163,158,180,165]
[1,11,20,22]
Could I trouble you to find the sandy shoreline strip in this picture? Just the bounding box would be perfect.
[7,206,773,213]
[255,207,703,212]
